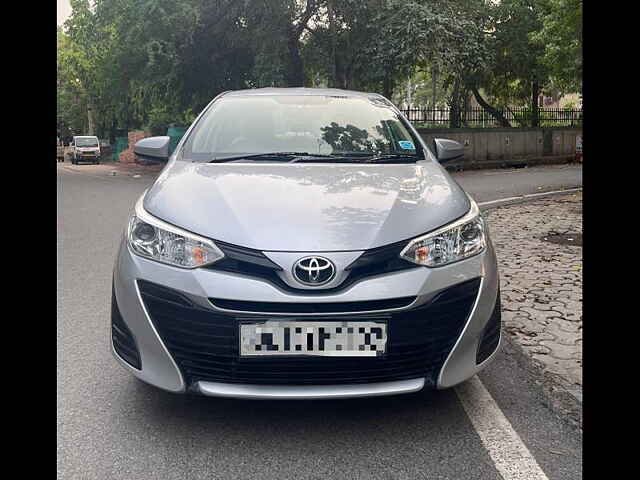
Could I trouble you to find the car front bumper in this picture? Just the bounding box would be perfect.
[76,152,100,160]
[112,235,501,399]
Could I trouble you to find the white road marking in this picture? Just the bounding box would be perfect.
[478,187,581,207]
[456,376,549,480]
[478,195,522,206]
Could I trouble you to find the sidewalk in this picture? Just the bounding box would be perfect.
[485,192,582,429]
[59,160,165,177]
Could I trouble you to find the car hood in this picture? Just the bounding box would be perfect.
[143,160,470,251]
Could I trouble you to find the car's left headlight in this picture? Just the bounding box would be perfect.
[127,195,224,268]
[400,197,485,267]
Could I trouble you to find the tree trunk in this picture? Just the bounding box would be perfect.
[531,81,540,127]
[286,0,318,87]
[334,53,346,88]
[470,85,512,128]
[87,102,95,136]
[328,0,337,87]
[383,73,394,100]
[449,79,461,128]
[431,67,438,123]
[287,32,305,86]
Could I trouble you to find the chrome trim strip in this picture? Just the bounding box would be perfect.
[206,297,420,317]
[475,329,502,369]
[437,275,485,388]
[133,280,186,392]
[195,378,425,399]
[111,332,141,373]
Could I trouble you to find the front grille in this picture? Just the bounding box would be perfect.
[138,278,480,387]
[209,296,416,314]
[111,288,141,369]
[476,291,501,364]
[205,240,418,294]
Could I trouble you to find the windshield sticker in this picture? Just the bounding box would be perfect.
[398,140,415,150]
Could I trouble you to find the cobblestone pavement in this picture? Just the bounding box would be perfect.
[485,192,582,427]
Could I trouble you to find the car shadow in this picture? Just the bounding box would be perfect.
[124,376,462,435]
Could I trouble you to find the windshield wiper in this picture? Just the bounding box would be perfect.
[209,152,333,163]
[284,152,420,164]
[363,153,419,163]
[207,151,417,164]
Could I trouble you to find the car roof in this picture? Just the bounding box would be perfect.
[222,87,385,99]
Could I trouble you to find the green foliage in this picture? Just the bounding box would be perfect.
[321,122,388,153]
[530,0,582,93]
[57,0,582,136]
[480,0,549,107]
[145,105,172,136]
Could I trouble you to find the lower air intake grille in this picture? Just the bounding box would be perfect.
[138,278,481,387]
[111,289,141,370]
[476,291,502,364]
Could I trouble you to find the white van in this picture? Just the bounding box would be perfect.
[71,136,101,165]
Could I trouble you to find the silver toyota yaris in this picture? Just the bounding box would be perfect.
[111,88,501,399]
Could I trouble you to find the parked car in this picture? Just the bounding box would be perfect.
[71,135,101,164]
[111,88,501,399]
[57,137,65,162]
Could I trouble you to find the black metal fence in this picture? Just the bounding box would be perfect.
[400,107,583,128]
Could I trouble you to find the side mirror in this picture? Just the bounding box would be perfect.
[134,136,171,162]
[433,138,464,163]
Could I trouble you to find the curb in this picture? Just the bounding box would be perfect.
[59,161,165,178]
[501,334,582,432]
[444,155,577,172]
[110,161,165,175]
[478,188,582,211]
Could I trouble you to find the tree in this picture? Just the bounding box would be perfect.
[58,27,88,137]
[531,0,582,93]
[56,0,581,135]
[365,0,494,125]
[58,0,101,135]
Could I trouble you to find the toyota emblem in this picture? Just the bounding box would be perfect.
[293,256,336,286]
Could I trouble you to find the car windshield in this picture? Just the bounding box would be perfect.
[76,138,98,147]
[181,94,422,162]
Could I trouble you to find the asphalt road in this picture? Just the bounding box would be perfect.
[452,164,582,203]
[57,162,582,480]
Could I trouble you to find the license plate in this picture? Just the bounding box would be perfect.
[240,320,387,357]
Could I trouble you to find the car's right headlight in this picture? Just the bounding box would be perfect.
[127,195,224,269]
[399,197,485,267]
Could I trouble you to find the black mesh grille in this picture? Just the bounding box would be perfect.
[476,291,502,364]
[138,278,481,387]
[111,289,141,370]
[205,240,418,294]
